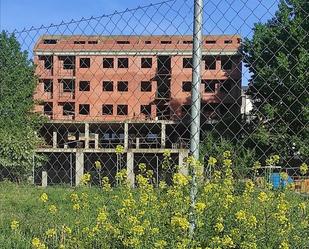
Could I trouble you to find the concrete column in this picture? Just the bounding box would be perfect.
[178,149,189,176]
[75,152,84,186]
[136,138,140,149]
[85,123,90,149]
[42,171,48,187]
[124,123,129,149]
[161,123,166,148]
[94,134,99,149]
[52,131,57,148]
[126,152,135,187]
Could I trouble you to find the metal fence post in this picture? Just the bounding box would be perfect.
[189,0,203,239]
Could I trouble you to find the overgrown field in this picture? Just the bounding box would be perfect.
[0,157,308,249]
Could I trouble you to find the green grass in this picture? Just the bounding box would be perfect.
[0,181,110,248]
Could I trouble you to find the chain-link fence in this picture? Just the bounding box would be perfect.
[1,0,308,191]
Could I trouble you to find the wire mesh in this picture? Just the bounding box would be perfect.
[0,0,308,201]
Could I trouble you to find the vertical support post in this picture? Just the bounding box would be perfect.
[94,134,99,149]
[189,0,204,239]
[179,149,189,176]
[75,152,84,186]
[161,122,166,148]
[52,131,57,148]
[124,122,129,149]
[42,171,48,187]
[126,152,135,187]
[85,123,90,149]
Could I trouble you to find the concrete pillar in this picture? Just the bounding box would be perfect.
[52,131,57,148]
[124,123,129,149]
[85,123,90,149]
[178,149,189,176]
[94,134,99,149]
[42,171,48,187]
[136,138,140,149]
[161,123,166,148]
[75,152,84,186]
[126,152,135,187]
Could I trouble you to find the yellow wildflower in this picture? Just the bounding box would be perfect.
[40,193,48,203]
[245,180,254,193]
[195,202,206,213]
[32,238,47,249]
[258,192,269,203]
[298,202,306,211]
[222,235,235,247]
[70,193,78,202]
[235,210,246,221]
[279,241,289,249]
[81,173,91,185]
[214,222,224,232]
[115,145,124,154]
[280,172,289,181]
[223,150,231,159]
[173,173,189,186]
[62,225,72,234]
[300,163,308,175]
[97,209,108,224]
[94,160,102,170]
[48,204,57,214]
[253,161,261,169]
[171,215,190,230]
[102,177,112,191]
[131,225,145,236]
[208,156,217,166]
[154,240,167,249]
[138,163,147,173]
[72,203,80,211]
[223,159,232,167]
[45,228,56,238]
[10,220,19,231]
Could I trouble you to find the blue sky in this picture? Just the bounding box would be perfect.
[0,0,280,85]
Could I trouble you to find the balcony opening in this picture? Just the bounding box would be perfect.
[74,41,86,44]
[88,40,98,44]
[117,40,130,44]
[117,81,128,92]
[141,81,152,92]
[39,55,53,69]
[43,79,53,92]
[79,104,90,115]
[220,79,233,93]
[102,81,113,91]
[80,58,90,68]
[203,80,216,93]
[183,58,193,68]
[141,58,152,68]
[224,40,233,44]
[59,56,75,70]
[182,81,191,92]
[43,102,53,116]
[61,79,75,93]
[43,39,57,44]
[79,81,90,91]
[103,58,114,68]
[157,55,171,74]
[141,105,151,117]
[117,105,128,115]
[221,56,233,70]
[204,55,216,70]
[205,40,216,44]
[183,40,193,44]
[118,58,129,68]
[182,104,191,117]
[63,102,75,116]
[102,104,113,115]
[156,105,170,120]
[145,41,151,44]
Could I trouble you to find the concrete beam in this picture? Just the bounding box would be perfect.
[85,123,90,149]
[161,123,166,148]
[124,123,129,149]
[42,171,48,187]
[75,152,84,186]
[126,152,135,187]
[94,133,99,149]
[178,150,189,176]
[52,131,57,148]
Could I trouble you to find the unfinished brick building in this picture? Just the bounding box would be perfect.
[33,35,242,186]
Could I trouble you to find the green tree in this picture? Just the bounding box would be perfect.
[0,31,43,182]
[243,0,309,162]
